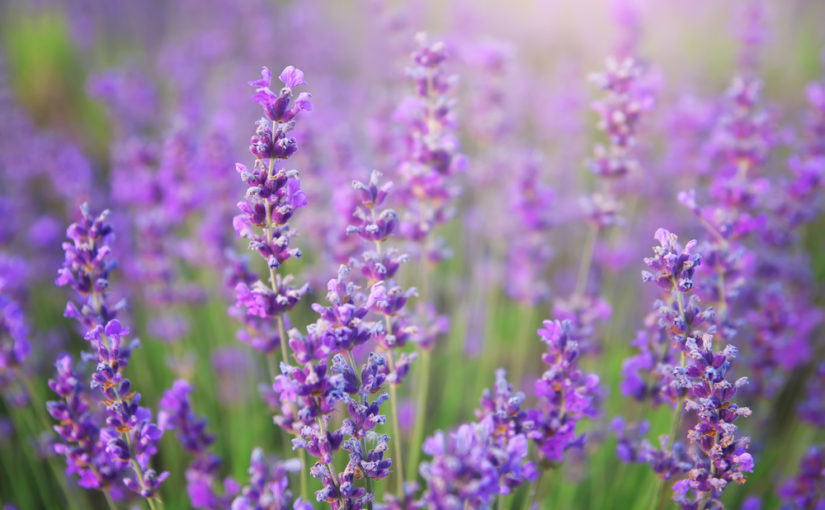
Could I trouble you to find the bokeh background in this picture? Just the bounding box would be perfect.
[1,0,824,508]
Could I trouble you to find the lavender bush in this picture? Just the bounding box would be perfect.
[0,0,824,509]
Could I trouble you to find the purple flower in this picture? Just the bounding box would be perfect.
[476,369,528,443]
[248,66,312,123]
[231,448,303,510]
[0,274,30,395]
[53,204,167,500]
[583,56,653,228]
[47,354,126,490]
[419,416,537,508]
[641,228,700,292]
[230,65,312,363]
[395,34,466,264]
[779,445,825,510]
[526,320,600,463]
[505,155,555,304]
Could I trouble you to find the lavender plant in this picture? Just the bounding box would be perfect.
[3,2,825,510]
[231,65,312,367]
[52,204,168,507]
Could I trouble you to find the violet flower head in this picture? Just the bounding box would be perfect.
[584,56,653,229]
[55,203,119,329]
[53,204,167,499]
[0,275,30,393]
[505,155,555,304]
[395,33,466,263]
[419,417,537,508]
[349,170,408,284]
[778,445,825,510]
[159,380,214,455]
[248,66,312,124]
[298,264,375,359]
[589,57,651,175]
[674,334,753,507]
[225,251,282,354]
[475,369,529,443]
[641,228,700,292]
[231,65,312,358]
[47,354,125,490]
[159,379,237,509]
[527,320,601,463]
[348,170,420,381]
[231,448,305,510]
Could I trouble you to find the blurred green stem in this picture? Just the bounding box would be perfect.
[574,224,598,300]
[514,306,536,379]
[103,490,118,510]
[299,449,309,503]
[407,349,431,478]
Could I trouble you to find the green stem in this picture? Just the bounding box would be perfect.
[514,306,536,380]
[406,349,431,478]
[276,314,289,367]
[103,490,118,510]
[4,395,60,507]
[534,468,551,509]
[299,449,309,503]
[573,224,598,300]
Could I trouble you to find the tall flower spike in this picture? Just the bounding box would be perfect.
[231,65,312,364]
[584,56,653,228]
[0,271,30,404]
[395,33,465,263]
[54,204,167,501]
[618,229,752,508]
[47,354,126,491]
[527,320,600,463]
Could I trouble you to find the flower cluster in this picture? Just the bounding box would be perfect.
[778,445,825,510]
[527,320,601,463]
[46,354,126,491]
[621,229,713,405]
[53,204,167,500]
[419,416,537,508]
[232,448,310,510]
[159,379,238,508]
[231,66,312,360]
[505,155,555,304]
[672,335,753,507]
[618,229,753,508]
[349,170,419,371]
[273,265,395,507]
[0,270,30,403]
[585,56,653,228]
[395,33,465,262]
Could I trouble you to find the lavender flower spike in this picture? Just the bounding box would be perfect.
[232,65,312,364]
[54,204,167,502]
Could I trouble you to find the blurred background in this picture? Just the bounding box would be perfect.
[1,0,824,508]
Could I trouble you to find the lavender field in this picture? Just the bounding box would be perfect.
[1,0,824,509]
